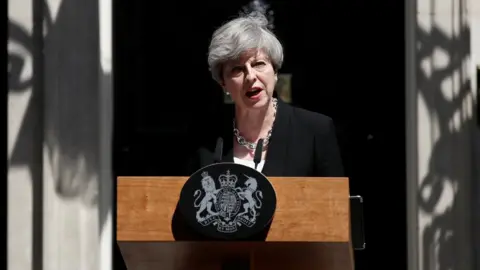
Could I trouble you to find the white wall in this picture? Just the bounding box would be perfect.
[406,0,478,269]
[472,0,480,68]
[8,1,36,268]
[8,0,112,269]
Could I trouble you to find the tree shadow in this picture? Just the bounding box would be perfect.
[415,1,478,269]
[8,0,112,268]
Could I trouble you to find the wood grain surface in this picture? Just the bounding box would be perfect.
[117,176,353,270]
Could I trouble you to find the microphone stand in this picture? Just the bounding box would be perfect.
[253,139,264,170]
[214,137,224,163]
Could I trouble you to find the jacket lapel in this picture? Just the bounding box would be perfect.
[221,105,235,163]
[262,99,291,176]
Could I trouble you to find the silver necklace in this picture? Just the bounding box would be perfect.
[233,98,278,150]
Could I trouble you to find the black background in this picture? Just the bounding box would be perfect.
[113,0,406,269]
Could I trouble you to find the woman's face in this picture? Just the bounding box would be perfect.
[221,49,277,110]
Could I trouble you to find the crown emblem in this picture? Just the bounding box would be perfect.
[218,170,238,188]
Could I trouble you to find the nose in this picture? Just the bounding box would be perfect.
[244,65,257,83]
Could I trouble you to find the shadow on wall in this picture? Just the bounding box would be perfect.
[474,67,480,269]
[8,4,44,269]
[8,0,111,268]
[415,2,477,269]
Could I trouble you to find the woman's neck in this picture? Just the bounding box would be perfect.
[234,98,276,142]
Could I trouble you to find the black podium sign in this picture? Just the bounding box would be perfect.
[178,162,277,240]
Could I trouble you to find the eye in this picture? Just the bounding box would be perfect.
[253,61,267,70]
[230,66,244,76]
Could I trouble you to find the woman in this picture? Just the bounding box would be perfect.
[188,11,344,177]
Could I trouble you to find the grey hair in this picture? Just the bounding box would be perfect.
[207,12,284,84]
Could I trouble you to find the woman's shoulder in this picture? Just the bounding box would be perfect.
[284,103,335,135]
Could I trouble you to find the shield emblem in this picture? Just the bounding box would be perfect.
[178,162,277,240]
[216,188,241,220]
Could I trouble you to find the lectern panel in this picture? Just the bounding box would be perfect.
[118,242,354,270]
[117,177,350,242]
[117,176,353,269]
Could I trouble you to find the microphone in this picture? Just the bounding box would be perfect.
[253,139,264,170]
[213,137,223,163]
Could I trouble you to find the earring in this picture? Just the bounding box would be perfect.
[224,91,230,96]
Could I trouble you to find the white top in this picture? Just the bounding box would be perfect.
[233,157,265,172]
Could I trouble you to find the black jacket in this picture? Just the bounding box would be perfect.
[187,99,344,177]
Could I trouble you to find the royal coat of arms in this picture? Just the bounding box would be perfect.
[193,170,264,233]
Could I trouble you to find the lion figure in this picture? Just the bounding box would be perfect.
[193,174,220,222]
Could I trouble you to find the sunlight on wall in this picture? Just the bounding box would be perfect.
[8,0,35,269]
[415,0,476,269]
[8,0,113,269]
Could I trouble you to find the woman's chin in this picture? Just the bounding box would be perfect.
[241,94,270,108]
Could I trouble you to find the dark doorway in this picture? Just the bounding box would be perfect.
[113,0,406,269]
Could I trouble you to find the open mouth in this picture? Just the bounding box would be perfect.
[245,88,262,98]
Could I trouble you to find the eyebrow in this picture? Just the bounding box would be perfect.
[231,57,267,66]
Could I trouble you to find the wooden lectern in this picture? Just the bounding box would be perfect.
[117,176,354,270]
